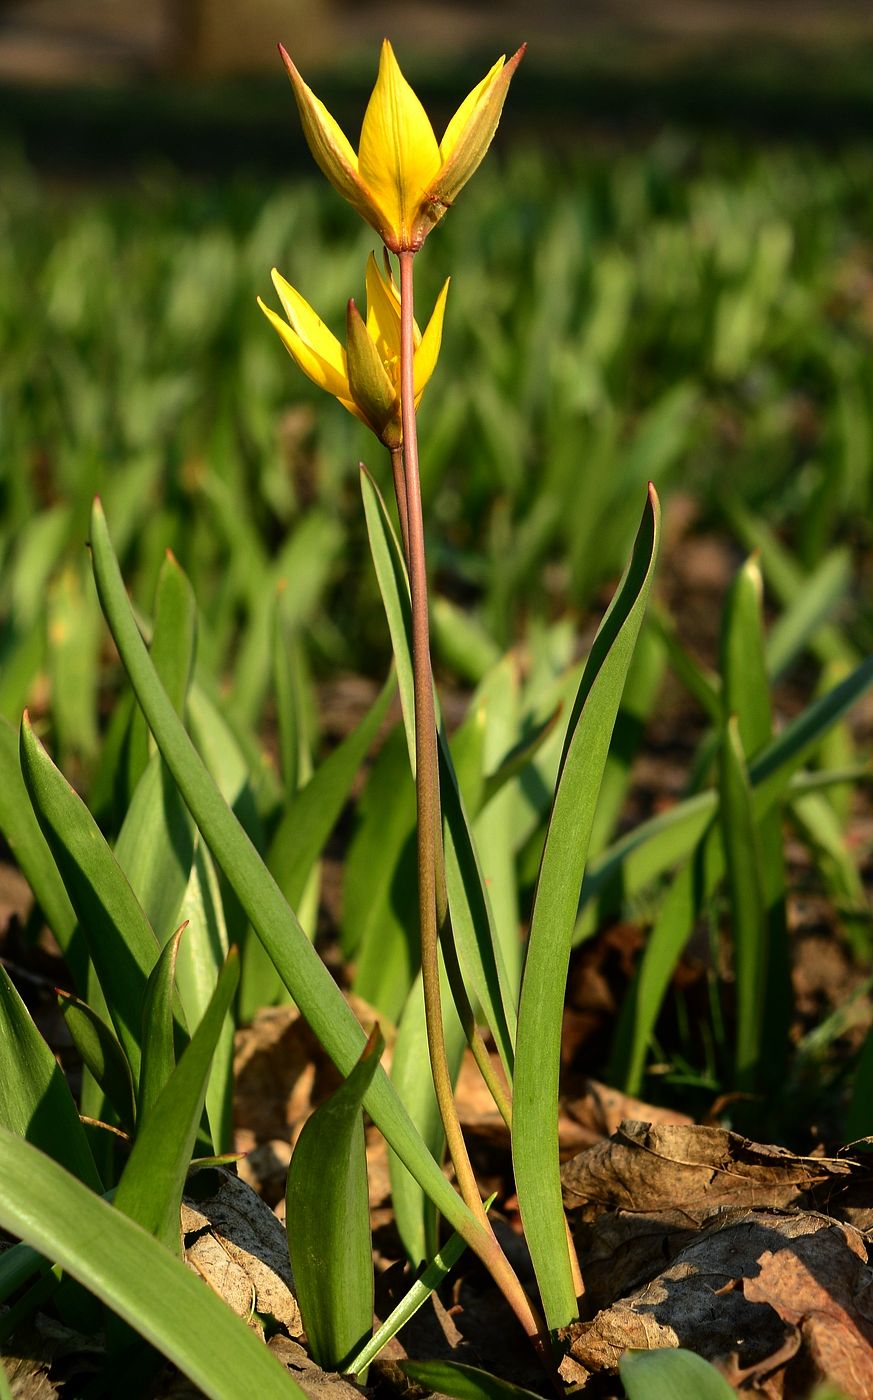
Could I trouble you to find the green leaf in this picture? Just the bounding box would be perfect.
[389,968,466,1266]
[115,753,196,946]
[361,466,517,1079]
[347,1197,494,1378]
[722,557,771,757]
[619,1347,735,1399]
[126,548,198,795]
[57,990,136,1134]
[46,563,100,767]
[766,547,852,679]
[138,923,187,1123]
[175,842,234,1153]
[19,714,160,1080]
[267,672,395,919]
[0,962,101,1190]
[0,717,80,985]
[720,718,768,1089]
[347,724,419,1018]
[401,1359,542,1400]
[720,556,790,1090]
[0,1129,304,1400]
[514,485,660,1332]
[581,649,873,951]
[286,1029,382,1373]
[360,466,416,773]
[114,949,239,1255]
[88,497,487,1259]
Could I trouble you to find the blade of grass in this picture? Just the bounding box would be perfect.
[0,1129,304,1400]
[266,672,395,917]
[514,485,660,1332]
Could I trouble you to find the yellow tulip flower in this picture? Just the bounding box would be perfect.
[258,254,449,446]
[279,39,525,253]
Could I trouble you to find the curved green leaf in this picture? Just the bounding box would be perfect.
[619,1347,735,1399]
[115,949,239,1255]
[138,923,186,1122]
[401,1359,542,1400]
[286,1029,382,1373]
[0,963,101,1191]
[0,1129,303,1400]
[267,671,394,917]
[19,714,160,1079]
[0,718,79,982]
[57,990,136,1134]
[513,485,660,1332]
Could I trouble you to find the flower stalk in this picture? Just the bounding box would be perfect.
[397,249,542,1345]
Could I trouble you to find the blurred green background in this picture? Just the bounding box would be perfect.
[3,0,873,752]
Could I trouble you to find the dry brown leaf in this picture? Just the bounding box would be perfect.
[182,1166,302,1336]
[268,1337,364,1400]
[561,1120,854,1220]
[233,997,385,1157]
[565,1207,873,1398]
[744,1235,873,1398]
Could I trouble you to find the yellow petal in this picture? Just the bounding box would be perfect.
[269,269,349,400]
[439,56,505,163]
[413,278,450,400]
[358,40,442,249]
[365,252,401,365]
[278,47,365,211]
[416,45,525,243]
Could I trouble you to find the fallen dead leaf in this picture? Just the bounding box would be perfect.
[561,1120,854,1221]
[743,1233,873,1398]
[182,1166,302,1336]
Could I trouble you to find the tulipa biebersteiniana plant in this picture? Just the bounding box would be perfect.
[2,37,873,1400]
[257,35,658,1348]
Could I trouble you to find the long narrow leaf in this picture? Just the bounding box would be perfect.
[114,949,239,1255]
[0,964,101,1190]
[88,498,487,1254]
[401,1360,542,1400]
[138,923,187,1122]
[389,968,466,1266]
[0,718,79,983]
[267,672,394,915]
[720,718,768,1088]
[57,991,136,1134]
[19,715,159,1079]
[347,1197,493,1379]
[513,485,660,1332]
[286,1030,382,1373]
[0,1129,303,1400]
[360,467,517,1078]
